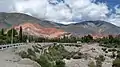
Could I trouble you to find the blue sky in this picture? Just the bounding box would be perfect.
[96,0,120,7]
[95,0,120,12]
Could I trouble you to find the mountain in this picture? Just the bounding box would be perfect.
[0,12,120,38]
[60,20,120,36]
[0,12,60,28]
[0,12,67,38]
[14,23,66,38]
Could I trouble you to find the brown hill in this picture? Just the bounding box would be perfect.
[14,22,67,38]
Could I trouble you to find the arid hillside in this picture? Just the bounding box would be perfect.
[14,22,67,38]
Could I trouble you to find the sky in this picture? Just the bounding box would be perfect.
[0,0,120,26]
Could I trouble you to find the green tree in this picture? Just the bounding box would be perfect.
[19,26,23,42]
[7,28,18,37]
[81,34,93,43]
[0,28,4,35]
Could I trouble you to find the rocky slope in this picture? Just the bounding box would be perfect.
[1,12,120,37]
[60,20,120,36]
[14,22,66,38]
[0,12,60,28]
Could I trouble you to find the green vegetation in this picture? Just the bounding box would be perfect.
[112,59,120,67]
[19,45,67,67]
[0,28,19,44]
[88,61,95,67]
[19,51,28,58]
[88,56,104,67]
[19,26,23,42]
[112,51,120,67]
[37,45,67,67]
[0,26,120,46]
[95,55,105,67]
[81,35,93,43]
[96,35,120,48]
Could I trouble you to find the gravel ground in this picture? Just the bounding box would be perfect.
[64,43,114,67]
[0,43,115,67]
[0,44,40,67]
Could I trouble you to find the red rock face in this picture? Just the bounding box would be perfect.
[14,22,67,38]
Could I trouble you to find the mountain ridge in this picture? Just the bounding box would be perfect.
[0,12,120,38]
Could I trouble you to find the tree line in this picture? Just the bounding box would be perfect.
[1,27,120,46]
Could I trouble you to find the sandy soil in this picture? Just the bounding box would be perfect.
[64,43,114,67]
[0,44,40,67]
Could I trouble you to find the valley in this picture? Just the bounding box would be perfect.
[0,42,119,67]
[0,13,120,67]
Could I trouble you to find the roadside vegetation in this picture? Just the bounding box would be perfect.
[19,45,70,67]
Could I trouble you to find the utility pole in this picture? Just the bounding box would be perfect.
[26,28,30,43]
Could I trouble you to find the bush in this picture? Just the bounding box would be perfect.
[108,49,112,52]
[66,55,71,60]
[19,51,28,58]
[88,61,95,67]
[73,54,82,59]
[96,60,102,67]
[111,52,116,58]
[96,55,105,62]
[27,48,36,57]
[55,60,65,67]
[37,55,54,67]
[117,52,120,59]
[112,49,117,52]
[105,51,108,53]
[112,59,120,67]
[102,48,107,52]
[32,46,40,53]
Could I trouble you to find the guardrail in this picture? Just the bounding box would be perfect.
[0,43,24,50]
[0,43,81,50]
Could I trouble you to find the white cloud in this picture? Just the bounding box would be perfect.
[107,5,120,26]
[59,21,77,24]
[11,0,110,23]
[45,2,72,22]
[13,0,48,19]
[0,0,120,26]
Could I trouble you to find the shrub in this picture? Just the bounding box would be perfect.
[105,51,108,53]
[117,52,120,59]
[19,51,28,58]
[96,55,105,62]
[102,48,107,52]
[73,54,82,59]
[108,49,112,52]
[96,60,102,67]
[88,61,95,67]
[112,59,120,67]
[111,52,116,58]
[27,48,36,57]
[37,55,54,67]
[32,46,40,53]
[55,60,65,67]
[112,48,117,52]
